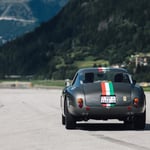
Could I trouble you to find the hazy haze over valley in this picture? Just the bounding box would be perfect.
[0,0,68,44]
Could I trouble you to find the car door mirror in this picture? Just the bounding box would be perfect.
[133,79,136,85]
[65,79,71,87]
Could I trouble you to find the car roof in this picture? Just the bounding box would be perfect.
[77,67,128,74]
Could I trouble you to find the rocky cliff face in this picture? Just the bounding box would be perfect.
[0,0,68,44]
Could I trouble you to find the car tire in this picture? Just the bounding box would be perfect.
[62,115,65,125]
[124,120,133,129]
[64,99,76,129]
[133,110,146,130]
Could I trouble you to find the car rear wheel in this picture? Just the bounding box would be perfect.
[133,110,146,130]
[62,115,65,125]
[64,99,76,129]
[124,120,132,128]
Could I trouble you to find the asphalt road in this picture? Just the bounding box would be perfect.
[0,89,150,150]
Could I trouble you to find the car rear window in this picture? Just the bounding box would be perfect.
[82,71,130,83]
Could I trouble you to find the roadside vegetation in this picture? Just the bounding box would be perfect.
[143,86,150,92]
[0,0,150,82]
[31,80,65,87]
[1,79,150,92]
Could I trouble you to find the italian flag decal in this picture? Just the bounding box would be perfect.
[101,82,115,96]
[101,103,116,107]
[100,82,116,107]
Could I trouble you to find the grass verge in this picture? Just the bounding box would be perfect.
[31,80,65,87]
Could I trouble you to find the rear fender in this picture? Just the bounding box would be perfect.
[131,86,146,108]
[64,87,85,114]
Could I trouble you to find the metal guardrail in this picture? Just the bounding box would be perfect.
[0,81,33,89]
[0,81,63,89]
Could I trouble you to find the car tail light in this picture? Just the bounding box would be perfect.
[127,106,132,111]
[133,98,139,107]
[86,106,90,111]
[77,98,83,108]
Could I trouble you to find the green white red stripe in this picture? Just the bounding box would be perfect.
[102,103,115,107]
[101,82,115,107]
[98,67,110,72]
[101,82,115,96]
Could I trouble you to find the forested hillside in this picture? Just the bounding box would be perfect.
[0,0,150,80]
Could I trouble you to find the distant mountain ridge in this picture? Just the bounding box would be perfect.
[0,0,68,44]
[0,0,150,80]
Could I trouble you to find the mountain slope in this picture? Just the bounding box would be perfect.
[0,0,150,79]
[0,0,68,44]
[29,0,68,22]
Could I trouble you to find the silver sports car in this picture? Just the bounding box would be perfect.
[60,67,146,130]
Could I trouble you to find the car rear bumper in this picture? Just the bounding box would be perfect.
[68,105,146,120]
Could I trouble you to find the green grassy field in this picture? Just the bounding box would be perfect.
[143,86,150,92]
[31,80,65,87]
[1,79,150,91]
